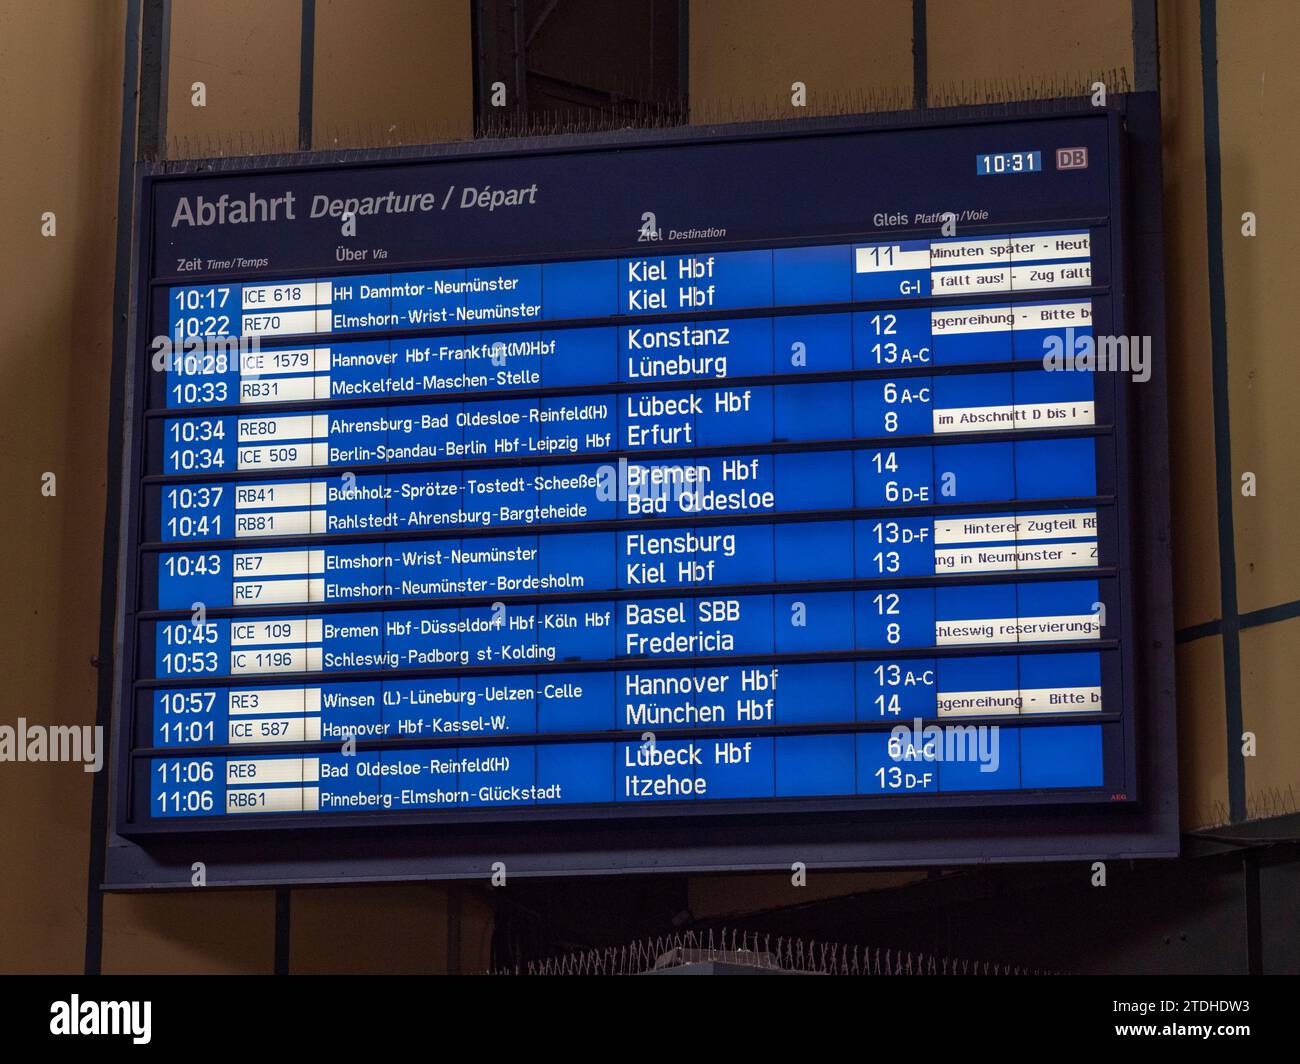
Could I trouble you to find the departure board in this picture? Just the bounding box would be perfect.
[107,104,1178,879]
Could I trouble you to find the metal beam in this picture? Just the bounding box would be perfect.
[1243,852,1262,974]
[912,0,928,110]
[525,0,562,47]
[299,0,316,151]
[1198,0,1247,823]
[138,0,170,159]
[274,888,293,974]
[1132,0,1160,93]
[86,0,149,974]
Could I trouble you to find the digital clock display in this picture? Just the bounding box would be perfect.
[977,151,1043,175]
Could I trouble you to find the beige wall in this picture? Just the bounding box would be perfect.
[1,0,1297,972]
[928,0,1133,101]
[1222,0,1300,812]
[165,0,301,154]
[1240,617,1300,817]
[689,0,913,119]
[1227,19,1300,810]
[165,0,473,156]
[1219,1,1300,618]
[312,0,473,147]
[0,0,126,974]
[102,891,276,974]
[288,885,492,974]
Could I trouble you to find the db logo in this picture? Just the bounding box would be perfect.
[1056,147,1089,170]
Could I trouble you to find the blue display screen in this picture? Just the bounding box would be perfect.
[122,112,1144,833]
